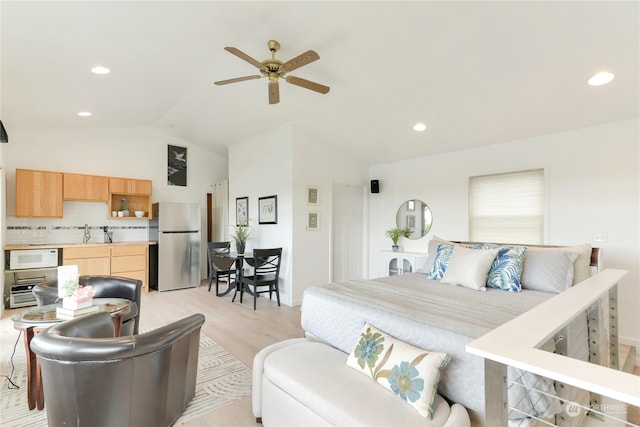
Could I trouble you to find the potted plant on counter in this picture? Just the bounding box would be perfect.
[385,227,411,252]
[231,224,251,254]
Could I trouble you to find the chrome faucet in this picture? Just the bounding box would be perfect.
[83,223,91,243]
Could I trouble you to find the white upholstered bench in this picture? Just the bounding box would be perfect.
[252,338,471,427]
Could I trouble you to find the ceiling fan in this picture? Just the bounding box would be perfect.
[214,40,330,105]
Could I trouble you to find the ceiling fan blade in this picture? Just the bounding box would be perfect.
[224,47,267,71]
[269,80,280,104]
[280,50,320,73]
[214,75,262,85]
[285,75,330,94]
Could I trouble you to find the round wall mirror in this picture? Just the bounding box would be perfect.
[395,200,433,239]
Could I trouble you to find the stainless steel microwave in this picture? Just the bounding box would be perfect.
[9,248,59,270]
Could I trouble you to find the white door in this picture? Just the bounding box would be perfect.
[332,183,364,281]
[212,180,229,241]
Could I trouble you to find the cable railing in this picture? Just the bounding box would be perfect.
[467,268,639,426]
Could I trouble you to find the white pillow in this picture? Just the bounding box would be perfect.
[440,246,499,291]
[521,247,578,293]
[346,323,450,420]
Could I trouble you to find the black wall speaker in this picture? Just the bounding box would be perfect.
[370,179,380,194]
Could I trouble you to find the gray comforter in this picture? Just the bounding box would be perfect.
[301,273,567,424]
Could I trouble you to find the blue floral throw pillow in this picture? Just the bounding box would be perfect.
[428,243,455,280]
[346,323,450,420]
[486,246,527,292]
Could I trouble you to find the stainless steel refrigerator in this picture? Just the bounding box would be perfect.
[149,202,201,291]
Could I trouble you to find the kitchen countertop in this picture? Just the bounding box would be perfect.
[4,241,157,250]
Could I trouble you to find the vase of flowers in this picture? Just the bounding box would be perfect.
[385,227,411,252]
[231,224,251,254]
[62,277,96,310]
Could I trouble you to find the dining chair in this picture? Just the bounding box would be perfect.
[238,248,282,310]
[207,241,235,295]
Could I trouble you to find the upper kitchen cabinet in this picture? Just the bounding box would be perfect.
[16,169,63,218]
[109,177,152,195]
[63,173,109,202]
[108,177,153,219]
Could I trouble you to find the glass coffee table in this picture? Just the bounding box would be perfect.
[11,298,132,410]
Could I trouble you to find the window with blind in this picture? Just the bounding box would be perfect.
[469,169,544,244]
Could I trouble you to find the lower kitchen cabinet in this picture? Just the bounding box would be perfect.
[111,244,149,292]
[63,246,111,276]
[62,244,149,291]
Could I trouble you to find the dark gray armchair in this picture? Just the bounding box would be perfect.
[30,311,205,427]
[32,275,142,335]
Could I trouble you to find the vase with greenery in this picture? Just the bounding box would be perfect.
[231,224,251,254]
[385,227,411,251]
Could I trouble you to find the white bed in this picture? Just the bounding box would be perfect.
[301,240,599,426]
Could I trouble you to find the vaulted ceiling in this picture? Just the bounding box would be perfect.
[1,1,638,165]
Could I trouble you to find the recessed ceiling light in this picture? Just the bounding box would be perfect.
[77,112,92,117]
[91,66,111,75]
[588,71,614,86]
[413,122,427,132]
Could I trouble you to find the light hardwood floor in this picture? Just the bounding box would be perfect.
[138,281,304,426]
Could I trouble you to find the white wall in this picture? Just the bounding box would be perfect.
[369,118,640,348]
[229,123,369,306]
[292,127,369,304]
[228,123,295,304]
[2,126,228,279]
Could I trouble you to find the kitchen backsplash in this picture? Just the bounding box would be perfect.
[5,201,149,245]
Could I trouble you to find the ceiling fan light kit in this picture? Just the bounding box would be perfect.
[214,40,330,104]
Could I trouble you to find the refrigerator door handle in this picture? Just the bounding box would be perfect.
[187,243,192,275]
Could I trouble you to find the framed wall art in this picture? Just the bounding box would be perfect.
[306,187,319,205]
[307,212,319,230]
[236,197,248,226]
[167,145,187,186]
[258,195,278,224]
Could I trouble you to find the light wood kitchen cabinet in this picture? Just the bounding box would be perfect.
[63,246,111,276]
[16,169,64,218]
[15,168,153,220]
[109,177,153,220]
[109,177,152,195]
[111,244,149,292]
[62,244,150,291]
[63,173,109,202]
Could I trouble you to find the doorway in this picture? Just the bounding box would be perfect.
[331,182,365,282]
[206,193,212,242]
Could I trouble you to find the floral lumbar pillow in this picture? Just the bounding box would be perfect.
[346,323,450,419]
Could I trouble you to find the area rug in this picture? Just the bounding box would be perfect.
[0,332,252,426]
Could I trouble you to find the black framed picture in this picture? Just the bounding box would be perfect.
[236,197,248,226]
[168,145,187,186]
[258,195,278,224]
